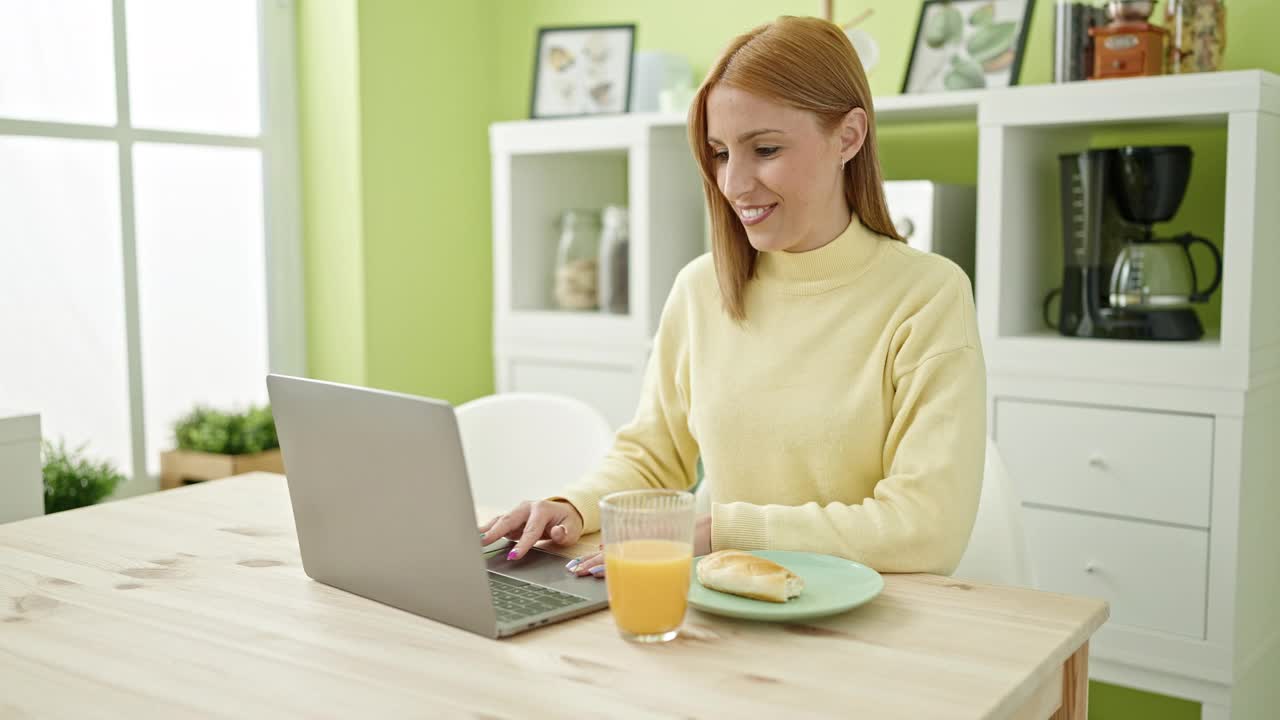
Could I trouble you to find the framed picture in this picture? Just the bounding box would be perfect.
[530,24,636,119]
[902,0,1035,94]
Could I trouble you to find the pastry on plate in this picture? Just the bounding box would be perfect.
[696,550,804,603]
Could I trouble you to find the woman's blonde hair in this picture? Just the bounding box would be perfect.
[687,16,902,321]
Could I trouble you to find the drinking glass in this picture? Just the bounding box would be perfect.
[599,489,695,643]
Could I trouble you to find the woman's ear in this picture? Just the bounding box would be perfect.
[839,107,869,164]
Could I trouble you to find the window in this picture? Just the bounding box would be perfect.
[0,0,303,491]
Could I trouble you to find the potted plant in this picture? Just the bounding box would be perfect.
[159,405,284,490]
[42,440,126,513]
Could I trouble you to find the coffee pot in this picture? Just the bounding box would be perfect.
[1109,233,1222,310]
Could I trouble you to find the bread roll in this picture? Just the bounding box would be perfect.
[696,550,804,603]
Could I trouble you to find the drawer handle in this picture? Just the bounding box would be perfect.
[1084,562,1100,574]
[1087,454,1108,470]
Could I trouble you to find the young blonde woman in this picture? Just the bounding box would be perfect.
[480,16,985,578]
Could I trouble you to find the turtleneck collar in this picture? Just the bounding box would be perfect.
[753,215,884,295]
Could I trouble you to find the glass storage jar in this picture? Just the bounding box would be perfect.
[553,209,601,310]
[597,205,629,314]
[1165,0,1226,73]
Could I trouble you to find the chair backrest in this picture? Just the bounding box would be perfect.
[0,410,44,524]
[951,437,1034,587]
[455,392,614,510]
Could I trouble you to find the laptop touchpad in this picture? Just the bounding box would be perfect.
[485,548,609,601]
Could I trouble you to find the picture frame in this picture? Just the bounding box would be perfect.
[530,24,636,119]
[902,0,1035,94]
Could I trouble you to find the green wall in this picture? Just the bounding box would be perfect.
[296,0,493,404]
[297,3,1279,716]
[297,0,366,385]
[355,1,494,403]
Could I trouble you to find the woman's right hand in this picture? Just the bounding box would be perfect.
[478,499,584,561]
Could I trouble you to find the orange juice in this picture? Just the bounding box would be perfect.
[605,539,693,636]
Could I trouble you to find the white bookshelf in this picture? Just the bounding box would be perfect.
[489,115,705,428]
[973,70,1280,720]
[977,71,1280,396]
[488,70,1280,718]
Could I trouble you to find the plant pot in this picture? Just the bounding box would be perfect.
[159,448,284,490]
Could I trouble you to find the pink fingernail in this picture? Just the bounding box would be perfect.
[506,551,518,560]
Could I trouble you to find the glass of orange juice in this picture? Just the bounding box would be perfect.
[599,489,695,643]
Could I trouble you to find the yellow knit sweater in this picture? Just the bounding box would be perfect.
[556,216,986,574]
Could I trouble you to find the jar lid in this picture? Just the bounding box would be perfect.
[602,205,629,227]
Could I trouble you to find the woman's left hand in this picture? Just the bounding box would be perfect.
[566,514,712,579]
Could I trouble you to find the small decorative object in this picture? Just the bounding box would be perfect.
[658,82,696,115]
[159,405,283,490]
[42,440,125,514]
[553,209,601,310]
[1166,0,1226,73]
[841,8,881,73]
[1053,0,1108,82]
[1089,0,1167,80]
[903,0,1036,93]
[598,205,629,314]
[531,24,636,119]
[630,51,692,113]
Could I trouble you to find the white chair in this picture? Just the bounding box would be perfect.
[951,437,1034,587]
[0,410,44,523]
[455,392,614,510]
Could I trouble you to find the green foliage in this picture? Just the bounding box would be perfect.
[42,440,126,514]
[173,405,278,455]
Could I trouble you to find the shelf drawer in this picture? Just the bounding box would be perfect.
[503,356,642,431]
[1024,506,1208,639]
[995,399,1212,528]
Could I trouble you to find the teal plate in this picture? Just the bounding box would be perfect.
[687,550,884,622]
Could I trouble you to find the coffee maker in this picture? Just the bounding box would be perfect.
[1049,145,1222,341]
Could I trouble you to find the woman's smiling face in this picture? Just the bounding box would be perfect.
[706,84,856,254]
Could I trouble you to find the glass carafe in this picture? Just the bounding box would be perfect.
[553,209,601,310]
[1109,233,1222,310]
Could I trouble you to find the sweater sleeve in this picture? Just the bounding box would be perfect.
[548,269,701,534]
[711,266,986,575]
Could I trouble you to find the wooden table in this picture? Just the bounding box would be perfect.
[0,473,1107,719]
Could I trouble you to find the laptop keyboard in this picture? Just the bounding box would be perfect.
[487,572,590,625]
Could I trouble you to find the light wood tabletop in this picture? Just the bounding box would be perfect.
[0,473,1107,719]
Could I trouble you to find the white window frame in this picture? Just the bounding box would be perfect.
[0,0,306,488]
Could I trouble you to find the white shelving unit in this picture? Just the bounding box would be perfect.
[975,70,1280,720]
[489,70,1280,718]
[489,115,705,428]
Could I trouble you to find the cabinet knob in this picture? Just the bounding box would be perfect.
[1084,561,1099,574]
[893,216,915,239]
[1087,454,1107,470]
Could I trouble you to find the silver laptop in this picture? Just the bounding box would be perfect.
[266,374,610,638]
